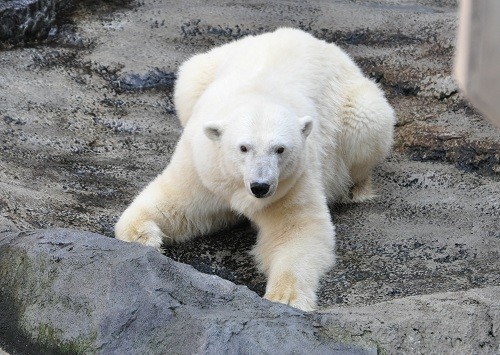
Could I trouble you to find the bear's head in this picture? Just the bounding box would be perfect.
[203,100,313,199]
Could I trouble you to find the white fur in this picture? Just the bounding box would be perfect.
[115,28,395,311]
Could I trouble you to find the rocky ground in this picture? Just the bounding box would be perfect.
[0,0,499,353]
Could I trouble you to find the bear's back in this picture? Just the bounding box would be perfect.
[201,28,364,118]
[214,28,356,82]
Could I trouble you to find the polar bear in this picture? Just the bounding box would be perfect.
[115,28,395,311]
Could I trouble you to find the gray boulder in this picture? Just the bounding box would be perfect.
[0,0,70,44]
[0,228,371,354]
[322,287,500,353]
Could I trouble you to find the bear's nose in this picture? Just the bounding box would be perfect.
[250,182,270,198]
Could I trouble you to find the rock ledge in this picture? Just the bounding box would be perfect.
[0,228,370,354]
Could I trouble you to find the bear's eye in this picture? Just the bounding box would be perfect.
[276,147,285,154]
[240,145,248,153]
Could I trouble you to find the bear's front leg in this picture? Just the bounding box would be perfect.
[251,188,335,312]
[115,170,188,251]
[115,144,236,250]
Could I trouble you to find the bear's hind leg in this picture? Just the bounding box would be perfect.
[349,167,376,203]
[340,79,395,203]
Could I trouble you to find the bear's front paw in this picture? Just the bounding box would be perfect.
[263,272,317,312]
[115,219,166,252]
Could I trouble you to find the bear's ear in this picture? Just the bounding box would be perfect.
[204,121,223,141]
[300,116,313,138]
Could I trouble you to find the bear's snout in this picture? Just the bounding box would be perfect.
[250,182,270,198]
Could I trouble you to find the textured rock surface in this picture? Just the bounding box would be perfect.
[1,228,498,354]
[0,0,499,353]
[0,0,69,45]
[0,228,370,354]
[322,287,500,353]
